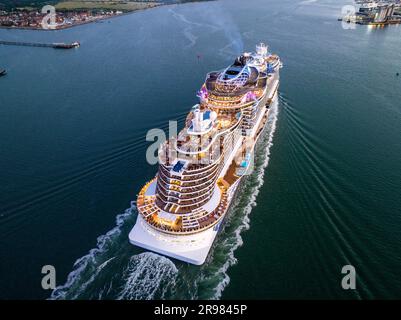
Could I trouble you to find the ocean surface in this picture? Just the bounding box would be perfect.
[1,0,401,299]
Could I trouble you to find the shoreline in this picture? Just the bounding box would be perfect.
[0,0,215,32]
[0,5,163,31]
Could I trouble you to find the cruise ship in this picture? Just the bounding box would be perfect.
[129,43,282,265]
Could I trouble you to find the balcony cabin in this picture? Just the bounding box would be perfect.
[136,175,233,234]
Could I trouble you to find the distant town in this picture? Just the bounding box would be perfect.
[341,0,401,25]
[0,8,127,29]
[0,1,202,30]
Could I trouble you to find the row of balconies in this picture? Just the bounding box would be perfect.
[158,162,220,185]
[148,188,229,234]
[159,183,215,205]
[155,190,212,212]
[156,177,216,200]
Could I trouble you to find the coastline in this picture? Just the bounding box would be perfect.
[0,5,162,31]
[0,0,215,32]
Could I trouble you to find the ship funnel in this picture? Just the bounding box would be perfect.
[256,43,268,57]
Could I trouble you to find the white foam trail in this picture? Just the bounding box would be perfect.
[299,0,319,4]
[49,202,136,300]
[98,256,116,271]
[211,96,280,299]
[117,252,178,300]
[169,6,243,53]
[183,28,198,49]
[168,8,220,31]
[66,256,116,300]
[169,8,220,48]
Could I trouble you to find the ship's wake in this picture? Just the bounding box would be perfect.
[50,96,279,300]
[49,203,137,300]
[117,253,178,300]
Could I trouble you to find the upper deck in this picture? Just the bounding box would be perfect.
[158,105,242,168]
[200,45,280,110]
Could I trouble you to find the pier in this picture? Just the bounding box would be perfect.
[0,40,80,49]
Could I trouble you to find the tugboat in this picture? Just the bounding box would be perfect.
[0,68,6,77]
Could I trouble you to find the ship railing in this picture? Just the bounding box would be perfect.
[174,118,241,156]
[157,182,215,202]
[157,178,216,197]
[158,163,220,184]
[141,185,230,235]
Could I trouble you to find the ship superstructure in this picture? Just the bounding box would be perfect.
[129,43,281,265]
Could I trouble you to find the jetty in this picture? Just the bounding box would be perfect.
[0,40,80,49]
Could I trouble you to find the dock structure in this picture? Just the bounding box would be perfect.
[0,40,80,49]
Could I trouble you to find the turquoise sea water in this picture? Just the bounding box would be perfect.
[1,0,400,299]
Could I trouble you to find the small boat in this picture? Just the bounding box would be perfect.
[52,42,80,49]
[0,69,6,77]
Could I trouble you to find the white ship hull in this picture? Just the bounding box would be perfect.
[129,215,220,265]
